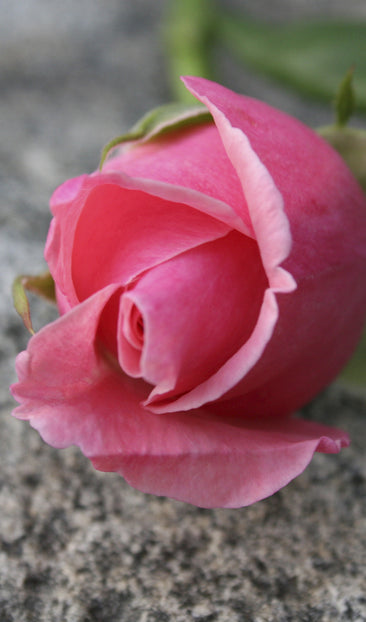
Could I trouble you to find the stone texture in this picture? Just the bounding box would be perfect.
[1,2,365,621]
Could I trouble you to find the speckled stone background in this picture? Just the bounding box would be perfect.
[1,2,366,621]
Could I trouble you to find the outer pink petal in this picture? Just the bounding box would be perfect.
[104,414,348,509]
[182,78,294,286]
[10,314,349,507]
[183,77,366,279]
[213,264,366,417]
[11,283,124,439]
[171,77,366,416]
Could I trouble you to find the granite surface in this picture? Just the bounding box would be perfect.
[1,2,366,621]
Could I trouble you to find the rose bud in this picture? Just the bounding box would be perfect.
[11,77,366,508]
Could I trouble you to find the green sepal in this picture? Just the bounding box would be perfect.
[317,125,366,192]
[336,326,366,393]
[12,271,56,335]
[99,103,212,170]
[334,67,355,128]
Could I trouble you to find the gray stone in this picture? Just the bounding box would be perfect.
[1,2,365,621]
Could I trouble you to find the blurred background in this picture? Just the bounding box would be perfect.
[1,2,366,621]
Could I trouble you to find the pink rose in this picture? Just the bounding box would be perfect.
[11,77,366,508]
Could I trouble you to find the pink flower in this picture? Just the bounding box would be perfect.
[11,77,366,508]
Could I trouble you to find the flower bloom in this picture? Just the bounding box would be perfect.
[11,77,366,508]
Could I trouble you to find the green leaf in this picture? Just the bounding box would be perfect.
[99,103,212,169]
[334,67,355,127]
[318,125,366,192]
[337,327,366,393]
[163,0,217,103]
[12,271,56,335]
[217,14,366,111]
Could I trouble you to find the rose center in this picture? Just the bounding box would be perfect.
[117,230,268,394]
[136,315,144,339]
[122,299,144,350]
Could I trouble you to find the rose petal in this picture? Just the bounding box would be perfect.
[163,77,365,415]
[11,283,124,439]
[103,413,348,509]
[46,172,245,311]
[10,310,349,507]
[118,231,268,401]
[117,294,144,377]
[71,183,234,302]
[212,264,366,417]
[146,79,296,412]
[182,77,294,283]
[105,122,254,235]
